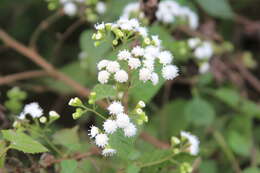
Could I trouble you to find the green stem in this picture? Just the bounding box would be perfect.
[139,154,174,168]
[82,106,106,120]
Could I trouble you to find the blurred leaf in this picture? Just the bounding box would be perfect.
[214,88,240,107]
[184,97,216,126]
[2,130,48,154]
[243,167,260,173]
[199,160,218,173]
[126,164,140,173]
[93,84,117,101]
[240,100,260,119]
[0,140,6,168]
[52,126,81,152]
[195,0,234,19]
[60,159,78,173]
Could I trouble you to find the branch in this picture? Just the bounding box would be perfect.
[0,70,46,85]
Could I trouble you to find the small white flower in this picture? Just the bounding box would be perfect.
[98,70,110,84]
[181,131,200,155]
[95,23,105,30]
[106,61,120,73]
[97,60,109,70]
[152,35,161,47]
[102,148,117,156]
[123,123,137,137]
[188,38,200,49]
[129,18,140,28]
[116,113,130,128]
[95,133,109,148]
[23,102,43,118]
[143,59,155,71]
[128,58,141,69]
[89,126,99,138]
[151,72,159,85]
[137,27,148,37]
[108,101,124,115]
[96,2,106,14]
[139,68,152,82]
[199,62,210,74]
[114,70,128,83]
[63,2,77,16]
[158,51,173,65]
[131,46,144,57]
[118,50,132,60]
[103,119,118,134]
[18,112,26,120]
[144,46,160,60]
[138,101,146,108]
[194,41,213,59]
[162,65,179,80]
[49,111,60,119]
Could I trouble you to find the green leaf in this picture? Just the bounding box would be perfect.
[240,100,260,119]
[109,129,136,160]
[215,88,240,107]
[93,84,117,101]
[126,164,140,173]
[2,130,48,154]
[60,159,78,173]
[0,140,6,168]
[184,97,216,126]
[52,126,81,152]
[195,0,234,19]
[243,167,260,173]
[199,160,218,173]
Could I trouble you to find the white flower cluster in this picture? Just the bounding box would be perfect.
[181,131,200,155]
[89,101,143,156]
[95,19,179,85]
[60,0,106,16]
[188,38,214,73]
[18,102,43,120]
[121,2,144,20]
[156,0,199,29]
[121,1,198,30]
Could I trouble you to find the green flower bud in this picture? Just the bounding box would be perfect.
[68,97,83,107]
[112,39,118,46]
[94,41,101,47]
[49,111,60,120]
[105,23,112,30]
[13,121,21,128]
[180,162,192,173]
[144,37,151,45]
[171,136,181,146]
[72,108,84,119]
[172,148,180,155]
[113,28,124,38]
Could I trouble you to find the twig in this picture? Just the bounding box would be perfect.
[29,10,64,50]
[140,132,170,149]
[0,70,47,85]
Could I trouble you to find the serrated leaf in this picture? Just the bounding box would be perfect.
[195,0,234,19]
[52,126,80,152]
[93,84,117,101]
[2,130,48,154]
[184,97,215,126]
[109,129,136,160]
[60,159,78,173]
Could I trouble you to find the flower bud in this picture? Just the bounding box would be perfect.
[49,111,60,120]
[180,162,192,173]
[144,37,151,45]
[171,136,180,146]
[39,116,47,123]
[137,100,145,108]
[68,97,83,107]
[72,108,84,119]
[112,39,118,46]
[13,121,21,128]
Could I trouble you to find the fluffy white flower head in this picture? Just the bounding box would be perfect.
[194,41,213,59]
[188,38,200,49]
[151,72,159,85]
[97,60,109,70]
[102,148,117,157]
[131,46,144,57]
[98,70,110,84]
[63,2,77,16]
[158,51,173,65]
[88,126,99,138]
[139,68,152,82]
[23,102,43,118]
[128,58,141,69]
[181,131,200,155]
[118,50,132,60]
[162,65,179,80]
[106,61,120,73]
[116,113,130,128]
[103,119,118,134]
[114,70,128,83]
[95,23,105,30]
[124,123,137,137]
[108,101,124,115]
[95,133,109,148]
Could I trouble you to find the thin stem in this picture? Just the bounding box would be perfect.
[82,106,106,120]
[138,154,174,168]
